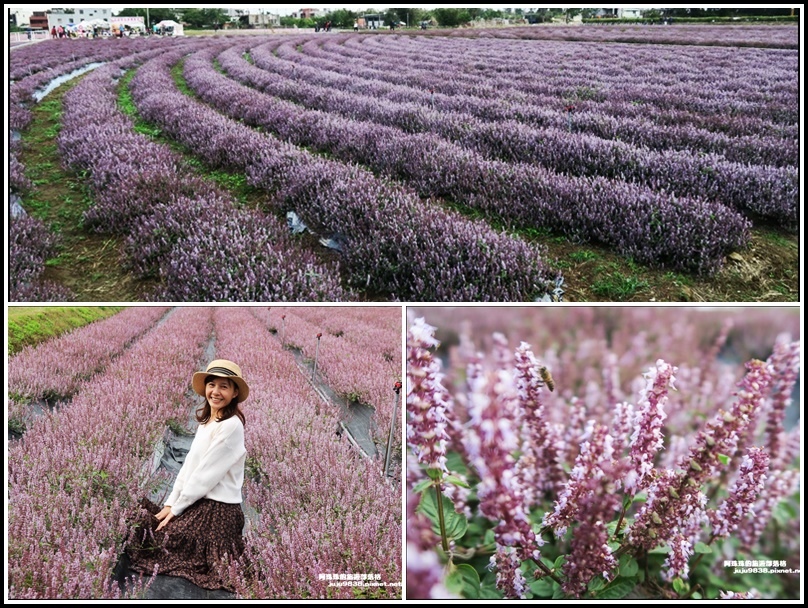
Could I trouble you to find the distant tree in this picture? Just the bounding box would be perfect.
[280,16,315,28]
[391,8,427,27]
[432,8,473,27]
[117,7,178,24]
[181,8,230,29]
[383,8,400,26]
[326,8,358,28]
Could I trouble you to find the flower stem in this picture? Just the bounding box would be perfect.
[535,559,564,586]
[614,496,632,540]
[435,481,450,553]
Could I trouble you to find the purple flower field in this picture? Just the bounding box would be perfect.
[8,306,402,599]
[7,26,798,301]
[406,307,800,599]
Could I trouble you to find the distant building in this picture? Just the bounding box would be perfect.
[47,8,112,30]
[29,11,49,30]
[245,13,281,27]
[618,8,644,19]
[591,8,647,19]
[291,8,323,20]
[9,8,37,28]
[363,13,383,29]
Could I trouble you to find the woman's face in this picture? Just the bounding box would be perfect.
[206,377,238,417]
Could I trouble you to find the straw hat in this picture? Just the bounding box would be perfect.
[192,360,249,403]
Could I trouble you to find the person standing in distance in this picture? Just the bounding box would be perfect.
[126,360,249,591]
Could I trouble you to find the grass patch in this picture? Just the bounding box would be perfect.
[591,270,650,300]
[170,58,194,96]
[569,250,599,263]
[8,306,125,356]
[119,62,265,208]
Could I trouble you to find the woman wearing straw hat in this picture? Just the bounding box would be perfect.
[126,360,249,591]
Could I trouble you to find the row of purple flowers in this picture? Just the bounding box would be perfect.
[125,44,555,300]
[225,41,796,226]
[186,42,747,274]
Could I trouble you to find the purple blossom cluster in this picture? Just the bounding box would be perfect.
[8,215,73,302]
[407,307,800,599]
[625,359,676,493]
[8,307,170,402]
[711,447,769,539]
[406,318,452,472]
[257,307,401,451]
[207,307,401,599]
[193,43,749,273]
[8,307,215,599]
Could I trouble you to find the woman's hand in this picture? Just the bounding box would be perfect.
[155,506,175,531]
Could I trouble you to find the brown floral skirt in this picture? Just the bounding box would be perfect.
[126,497,245,591]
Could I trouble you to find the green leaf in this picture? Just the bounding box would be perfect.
[446,564,480,599]
[587,576,607,593]
[445,450,470,476]
[412,478,432,494]
[479,583,503,599]
[717,453,730,466]
[483,528,496,547]
[444,474,471,489]
[672,577,688,595]
[648,544,671,554]
[530,577,555,597]
[554,555,566,569]
[552,585,567,600]
[425,467,443,481]
[416,487,468,541]
[633,491,647,503]
[619,555,639,578]
[694,542,713,554]
[595,579,635,599]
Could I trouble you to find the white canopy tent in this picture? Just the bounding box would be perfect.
[76,18,111,31]
[154,19,184,36]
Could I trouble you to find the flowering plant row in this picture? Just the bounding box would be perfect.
[8,306,402,599]
[349,35,796,126]
[54,45,346,302]
[445,23,798,50]
[227,41,796,221]
[9,39,174,301]
[209,308,402,598]
[406,311,800,600]
[8,306,170,405]
[125,45,554,301]
[279,35,796,162]
[8,307,215,599]
[257,307,402,453]
[184,43,747,275]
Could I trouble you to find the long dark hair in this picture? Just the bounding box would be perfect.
[195,375,246,427]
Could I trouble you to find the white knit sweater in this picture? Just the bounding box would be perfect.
[166,416,246,516]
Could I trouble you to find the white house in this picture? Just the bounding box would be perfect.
[47,7,112,30]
